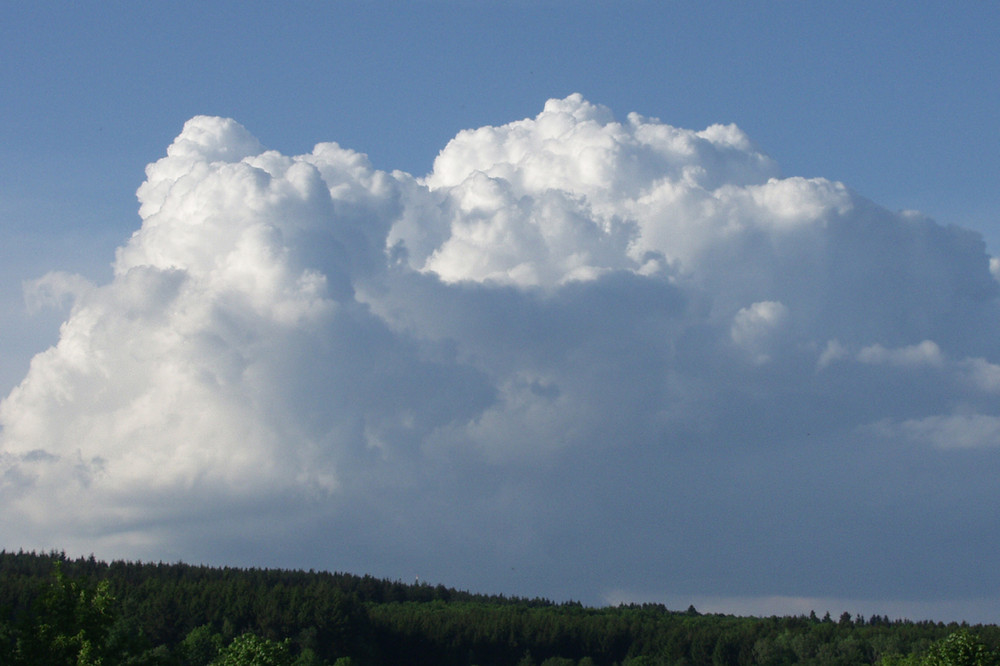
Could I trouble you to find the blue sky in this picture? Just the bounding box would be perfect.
[2,2,1000,622]
[4,2,997,233]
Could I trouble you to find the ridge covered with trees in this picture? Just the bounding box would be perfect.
[1,550,997,665]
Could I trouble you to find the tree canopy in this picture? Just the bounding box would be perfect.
[1,550,997,665]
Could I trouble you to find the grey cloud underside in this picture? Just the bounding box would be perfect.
[3,95,999,612]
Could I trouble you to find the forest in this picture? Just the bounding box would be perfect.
[1,550,997,665]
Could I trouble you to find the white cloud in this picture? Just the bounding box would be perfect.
[817,339,850,369]
[730,300,790,364]
[878,413,1000,450]
[857,340,945,368]
[23,271,94,314]
[4,96,1000,614]
[0,116,491,543]
[960,357,1000,393]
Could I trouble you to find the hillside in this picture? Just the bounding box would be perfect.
[0,550,996,665]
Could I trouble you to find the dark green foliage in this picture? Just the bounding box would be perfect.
[179,624,224,665]
[6,560,116,665]
[882,629,1000,665]
[2,549,1000,665]
[212,632,295,665]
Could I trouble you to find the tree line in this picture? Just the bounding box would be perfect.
[1,550,997,665]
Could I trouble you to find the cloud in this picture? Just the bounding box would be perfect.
[872,413,1000,450]
[3,96,1000,618]
[23,271,95,314]
[730,300,790,364]
[857,340,945,368]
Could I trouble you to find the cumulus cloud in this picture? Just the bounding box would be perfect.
[3,96,1000,615]
[890,413,1000,450]
[857,340,945,368]
[23,271,95,315]
[730,300,790,364]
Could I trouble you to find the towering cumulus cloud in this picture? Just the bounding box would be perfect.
[3,95,1000,616]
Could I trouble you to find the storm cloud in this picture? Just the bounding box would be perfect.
[3,95,999,620]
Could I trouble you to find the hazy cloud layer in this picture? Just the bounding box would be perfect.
[3,96,1000,620]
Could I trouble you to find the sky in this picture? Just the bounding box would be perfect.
[2,1,1000,624]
